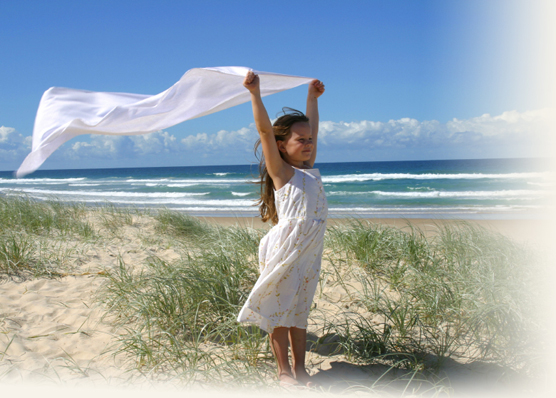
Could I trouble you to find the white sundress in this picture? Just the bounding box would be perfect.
[237,168,328,333]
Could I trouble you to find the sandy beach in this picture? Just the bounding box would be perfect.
[204,216,554,245]
[1,210,555,396]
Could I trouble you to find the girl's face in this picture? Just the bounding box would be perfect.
[278,122,313,165]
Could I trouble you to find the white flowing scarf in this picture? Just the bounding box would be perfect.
[16,66,313,177]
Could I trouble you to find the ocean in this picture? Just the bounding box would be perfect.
[0,158,552,219]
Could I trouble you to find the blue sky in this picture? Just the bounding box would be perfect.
[1,0,554,172]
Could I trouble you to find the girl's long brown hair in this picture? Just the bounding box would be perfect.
[254,108,309,224]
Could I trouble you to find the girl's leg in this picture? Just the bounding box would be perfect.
[269,327,298,385]
[289,327,315,387]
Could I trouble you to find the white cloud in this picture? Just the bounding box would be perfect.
[181,126,257,152]
[57,126,259,167]
[61,126,258,160]
[130,131,177,155]
[66,131,182,160]
[318,108,554,156]
[0,126,31,161]
[446,109,551,137]
[68,136,133,159]
[1,108,552,170]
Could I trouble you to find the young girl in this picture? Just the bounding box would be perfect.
[237,71,326,388]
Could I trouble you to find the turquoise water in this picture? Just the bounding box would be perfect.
[0,158,552,219]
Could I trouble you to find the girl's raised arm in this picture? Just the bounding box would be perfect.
[243,71,291,189]
[305,79,325,168]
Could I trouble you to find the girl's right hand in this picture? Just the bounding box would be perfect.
[243,71,260,93]
[308,79,325,99]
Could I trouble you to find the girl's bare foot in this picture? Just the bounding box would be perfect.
[293,368,317,388]
[279,372,301,388]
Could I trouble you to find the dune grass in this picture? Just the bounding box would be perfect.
[153,209,214,241]
[324,220,538,373]
[0,195,97,279]
[100,213,273,384]
[0,232,41,278]
[0,195,94,238]
[98,211,539,390]
[94,203,136,235]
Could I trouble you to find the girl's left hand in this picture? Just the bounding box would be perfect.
[309,79,325,98]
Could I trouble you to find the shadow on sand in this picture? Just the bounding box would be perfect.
[306,332,531,396]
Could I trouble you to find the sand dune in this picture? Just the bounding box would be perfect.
[1,213,554,396]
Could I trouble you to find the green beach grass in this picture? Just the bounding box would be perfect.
[323,221,538,369]
[0,195,545,393]
[0,196,95,279]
